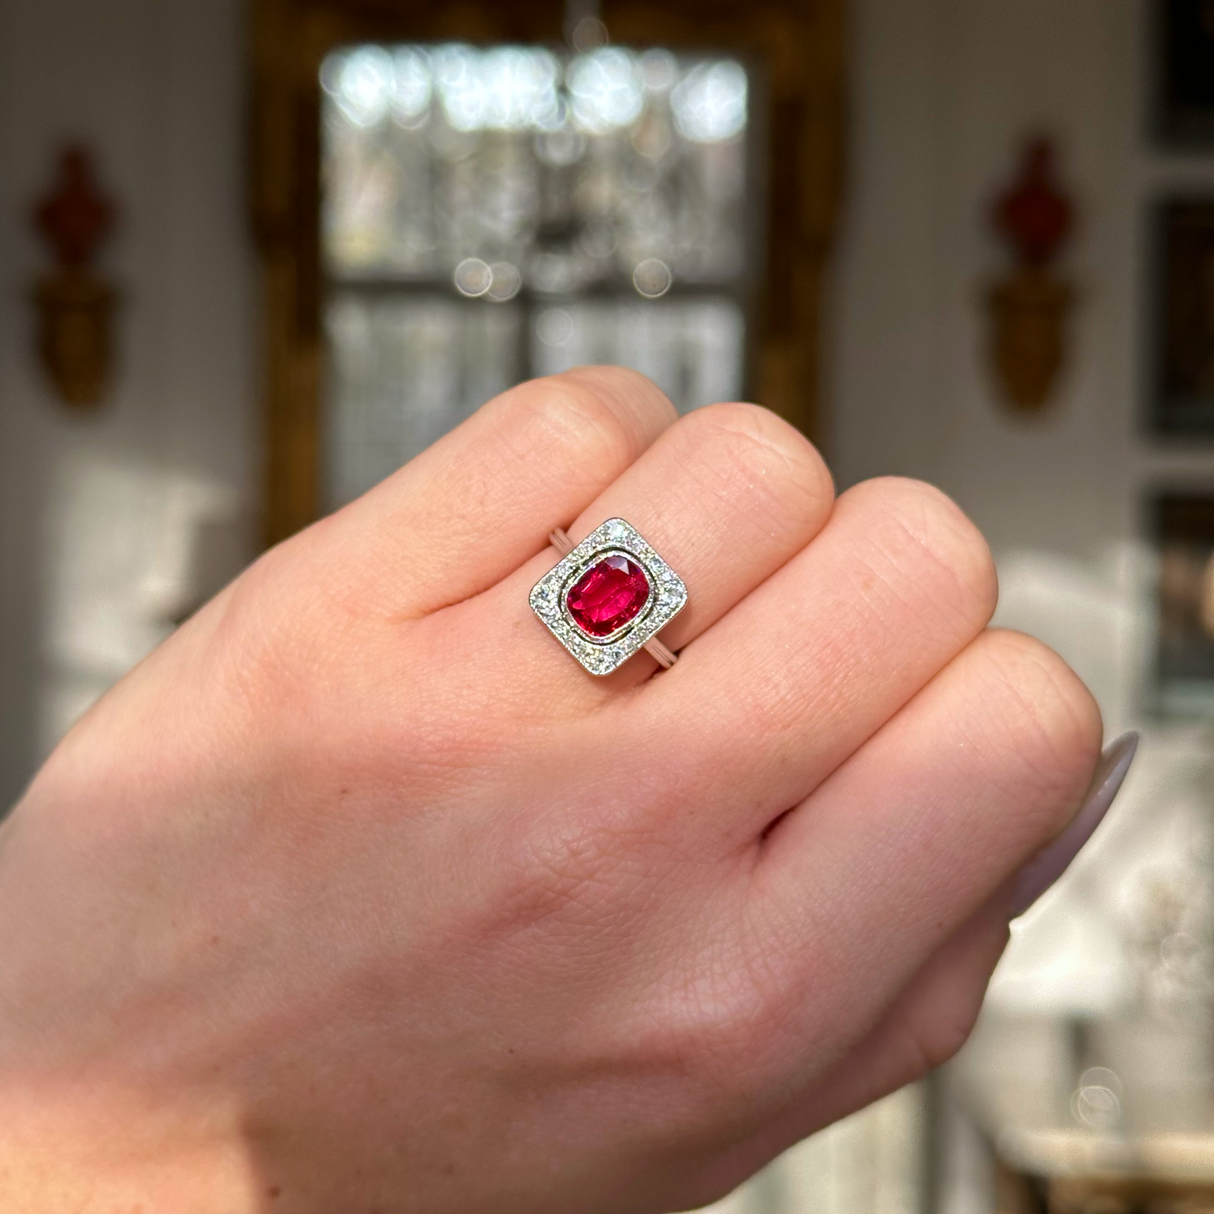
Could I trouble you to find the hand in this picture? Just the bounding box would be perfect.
[0,368,1102,1213]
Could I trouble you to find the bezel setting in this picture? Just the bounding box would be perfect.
[530,518,688,676]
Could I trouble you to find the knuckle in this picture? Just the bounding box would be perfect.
[975,630,1103,799]
[677,983,768,1074]
[894,924,1010,1079]
[559,363,676,415]
[851,477,998,627]
[655,946,791,1103]
[501,819,602,924]
[681,402,834,525]
[534,366,676,463]
[899,1001,980,1077]
[518,377,644,474]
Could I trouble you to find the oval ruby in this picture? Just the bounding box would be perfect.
[566,555,650,637]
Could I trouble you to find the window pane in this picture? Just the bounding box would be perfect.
[532,298,745,412]
[319,42,760,508]
[323,293,523,509]
[322,45,752,290]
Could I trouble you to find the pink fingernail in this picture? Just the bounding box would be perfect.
[1007,732,1138,919]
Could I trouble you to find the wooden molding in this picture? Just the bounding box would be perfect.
[250,0,846,546]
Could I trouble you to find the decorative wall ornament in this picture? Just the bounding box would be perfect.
[32,144,119,409]
[986,137,1075,414]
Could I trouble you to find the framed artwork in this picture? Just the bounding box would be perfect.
[1150,200,1214,436]
[250,0,844,544]
[1154,490,1214,717]
[1156,0,1214,146]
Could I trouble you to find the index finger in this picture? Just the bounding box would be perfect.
[311,367,678,618]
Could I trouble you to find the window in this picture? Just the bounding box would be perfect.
[252,0,841,545]
[319,42,760,509]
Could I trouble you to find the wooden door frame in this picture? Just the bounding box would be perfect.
[250,0,846,546]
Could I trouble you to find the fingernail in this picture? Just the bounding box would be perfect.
[1007,731,1139,919]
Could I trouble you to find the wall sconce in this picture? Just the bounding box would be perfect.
[987,137,1075,414]
[31,144,119,409]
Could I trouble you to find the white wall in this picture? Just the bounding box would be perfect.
[832,0,1214,665]
[0,0,256,808]
[833,0,1138,552]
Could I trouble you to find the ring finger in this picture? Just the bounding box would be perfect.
[430,400,836,712]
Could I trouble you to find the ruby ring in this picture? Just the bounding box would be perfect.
[529,519,688,676]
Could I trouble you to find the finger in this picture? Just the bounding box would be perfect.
[695,905,1010,1205]
[563,403,834,660]
[306,367,677,617]
[785,908,1009,1134]
[441,403,834,706]
[626,477,999,839]
[751,628,1101,1071]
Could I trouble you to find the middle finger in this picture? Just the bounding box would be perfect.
[625,476,999,839]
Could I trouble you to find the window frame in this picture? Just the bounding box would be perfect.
[251,0,845,545]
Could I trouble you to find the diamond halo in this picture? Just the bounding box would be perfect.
[529,518,688,676]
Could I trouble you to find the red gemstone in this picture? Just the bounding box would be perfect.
[566,555,650,637]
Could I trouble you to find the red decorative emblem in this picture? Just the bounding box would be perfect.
[986,136,1076,413]
[31,144,119,409]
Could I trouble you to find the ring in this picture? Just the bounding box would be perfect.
[529,518,688,676]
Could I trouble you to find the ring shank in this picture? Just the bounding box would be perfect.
[548,528,678,669]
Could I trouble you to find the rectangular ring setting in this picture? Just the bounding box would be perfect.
[529,518,688,676]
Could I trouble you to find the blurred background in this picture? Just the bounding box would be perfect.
[1,1,1212,1210]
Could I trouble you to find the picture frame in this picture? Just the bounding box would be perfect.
[1155,0,1214,147]
[1150,199,1214,437]
[1153,489,1214,717]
